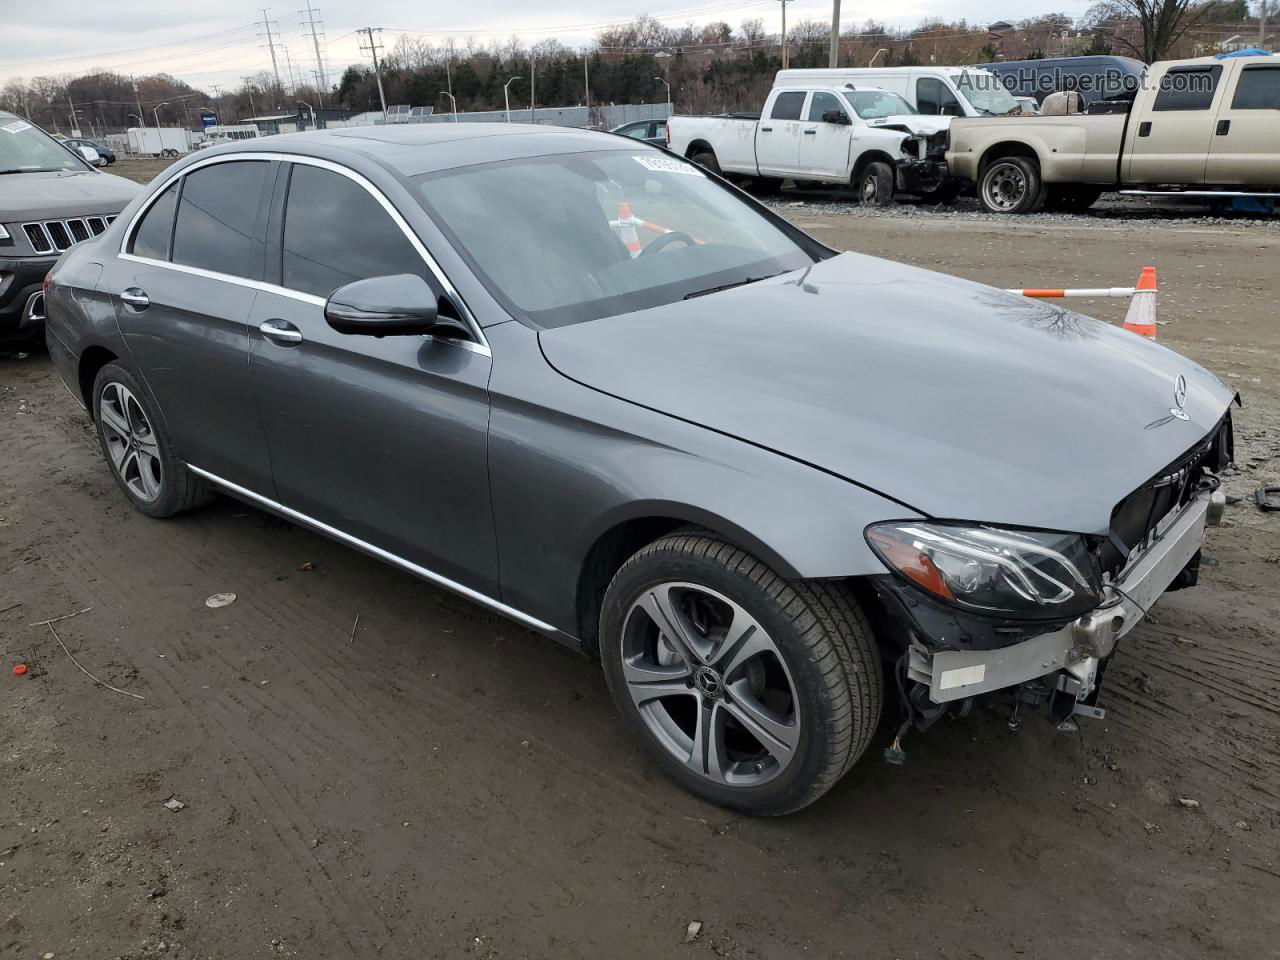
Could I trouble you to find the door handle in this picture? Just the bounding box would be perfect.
[803,129,817,135]
[760,126,773,132]
[259,319,303,344]
[1138,121,1152,137]
[119,287,149,311]
[1216,119,1231,136]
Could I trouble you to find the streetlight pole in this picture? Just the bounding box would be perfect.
[503,77,523,123]
[440,90,457,122]
[297,100,315,128]
[653,77,671,113]
[829,0,841,67]
[153,101,168,132]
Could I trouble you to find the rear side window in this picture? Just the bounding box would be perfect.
[172,160,271,279]
[916,77,961,115]
[1153,65,1222,111]
[807,91,847,122]
[281,164,425,299]
[770,91,806,120]
[1232,66,1280,110]
[129,181,179,260]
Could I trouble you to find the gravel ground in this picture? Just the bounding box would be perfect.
[2,192,1278,960]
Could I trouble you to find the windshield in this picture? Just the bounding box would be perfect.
[843,90,917,118]
[0,118,90,174]
[953,71,1021,116]
[415,150,814,327]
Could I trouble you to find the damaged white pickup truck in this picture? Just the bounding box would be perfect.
[666,83,952,204]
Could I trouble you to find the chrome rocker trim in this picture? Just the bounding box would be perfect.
[186,464,561,638]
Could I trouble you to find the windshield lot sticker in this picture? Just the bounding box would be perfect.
[2,120,33,134]
[633,155,703,177]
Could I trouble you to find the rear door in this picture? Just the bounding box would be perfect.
[112,157,276,493]
[1124,63,1226,185]
[797,91,852,180]
[1205,61,1280,186]
[247,159,500,595]
[755,89,807,176]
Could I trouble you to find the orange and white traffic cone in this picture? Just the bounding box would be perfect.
[1122,266,1158,338]
[617,201,642,257]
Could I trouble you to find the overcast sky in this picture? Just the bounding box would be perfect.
[1,0,1092,90]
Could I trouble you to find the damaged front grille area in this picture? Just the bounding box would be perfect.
[1101,413,1233,574]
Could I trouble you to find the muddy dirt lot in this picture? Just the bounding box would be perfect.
[2,210,1278,960]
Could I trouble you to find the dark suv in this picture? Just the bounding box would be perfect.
[1,112,139,346]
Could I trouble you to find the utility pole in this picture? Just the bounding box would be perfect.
[67,95,79,135]
[584,54,591,114]
[242,76,258,118]
[300,0,328,107]
[281,46,298,94]
[1262,0,1270,48]
[359,27,388,120]
[530,55,536,123]
[258,8,284,101]
[828,0,841,68]
[780,0,793,69]
[131,78,145,129]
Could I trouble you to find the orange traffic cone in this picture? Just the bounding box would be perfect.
[1122,266,1158,338]
[617,201,642,256]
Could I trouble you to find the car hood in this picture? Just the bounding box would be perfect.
[539,252,1236,535]
[0,169,140,221]
[866,114,951,136]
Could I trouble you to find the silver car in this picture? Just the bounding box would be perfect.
[45,125,1236,814]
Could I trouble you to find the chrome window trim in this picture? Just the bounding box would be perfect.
[118,150,491,355]
[186,464,560,637]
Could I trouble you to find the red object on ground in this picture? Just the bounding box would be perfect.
[13,664,29,676]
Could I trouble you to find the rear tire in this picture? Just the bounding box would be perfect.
[600,529,883,816]
[978,156,1045,214]
[690,149,721,176]
[856,162,895,207]
[92,361,211,519]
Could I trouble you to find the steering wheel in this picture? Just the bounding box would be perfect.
[640,231,696,256]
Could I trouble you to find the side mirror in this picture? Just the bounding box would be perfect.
[324,273,470,339]
[941,102,964,117]
[822,110,851,125]
[77,145,101,164]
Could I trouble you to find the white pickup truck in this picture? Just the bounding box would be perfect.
[666,84,953,204]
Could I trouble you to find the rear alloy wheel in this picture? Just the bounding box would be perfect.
[857,162,895,207]
[600,530,882,815]
[92,361,210,519]
[978,156,1044,214]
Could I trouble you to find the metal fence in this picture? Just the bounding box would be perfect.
[417,101,671,129]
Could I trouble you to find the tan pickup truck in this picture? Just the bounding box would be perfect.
[946,55,1280,213]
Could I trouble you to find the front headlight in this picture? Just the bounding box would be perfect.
[866,521,1103,620]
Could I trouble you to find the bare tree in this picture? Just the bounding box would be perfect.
[1087,0,1217,61]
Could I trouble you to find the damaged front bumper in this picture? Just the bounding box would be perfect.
[897,487,1225,711]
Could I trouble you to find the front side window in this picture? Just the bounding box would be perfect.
[416,150,813,328]
[282,164,424,299]
[620,124,650,140]
[916,77,962,115]
[1153,65,1222,111]
[171,160,271,279]
[807,92,847,123]
[770,91,806,120]
[1232,65,1280,110]
[0,117,90,174]
[129,181,179,260]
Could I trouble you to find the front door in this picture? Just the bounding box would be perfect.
[112,158,276,493]
[798,91,852,180]
[1205,62,1280,186]
[247,160,500,596]
[1124,63,1226,185]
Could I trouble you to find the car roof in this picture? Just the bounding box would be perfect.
[214,122,645,178]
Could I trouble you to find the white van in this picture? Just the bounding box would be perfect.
[774,66,1019,118]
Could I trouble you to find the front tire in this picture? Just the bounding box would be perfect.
[856,161,895,207]
[92,361,210,518]
[978,156,1045,214]
[600,530,882,816]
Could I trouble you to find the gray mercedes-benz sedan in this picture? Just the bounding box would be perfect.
[45,124,1236,815]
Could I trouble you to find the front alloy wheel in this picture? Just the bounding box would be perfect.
[601,529,883,815]
[621,582,800,787]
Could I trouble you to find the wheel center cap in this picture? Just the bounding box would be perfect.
[694,666,723,699]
